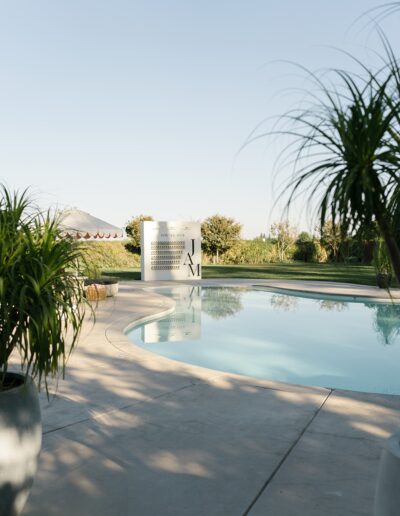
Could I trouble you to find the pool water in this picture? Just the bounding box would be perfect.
[126,286,400,395]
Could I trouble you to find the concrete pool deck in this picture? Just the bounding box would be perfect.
[23,280,400,516]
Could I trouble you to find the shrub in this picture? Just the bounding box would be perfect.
[218,240,275,264]
[294,233,325,263]
[270,222,297,262]
[125,214,153,254]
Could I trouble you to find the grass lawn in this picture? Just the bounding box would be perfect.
[102,262,385,287]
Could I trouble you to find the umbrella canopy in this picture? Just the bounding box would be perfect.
[59,208,124,240]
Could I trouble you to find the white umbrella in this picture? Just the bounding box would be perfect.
[59,208,124,240]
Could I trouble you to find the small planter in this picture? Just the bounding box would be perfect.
[376,273,392,289]
[85,283,107,301]
[102,279,119,297]
[0,373,42,516]
[84,278,119,298]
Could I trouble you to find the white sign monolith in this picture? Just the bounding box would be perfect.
[141,221,201,281]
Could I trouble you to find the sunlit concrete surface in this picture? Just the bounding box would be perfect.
[22,280,400,516]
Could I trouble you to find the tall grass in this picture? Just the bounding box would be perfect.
[79,241,140,277]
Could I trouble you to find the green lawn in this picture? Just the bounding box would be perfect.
[102,262,384,286]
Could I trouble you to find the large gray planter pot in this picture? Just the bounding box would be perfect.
[0,373,42,516]
[375,432,400,515]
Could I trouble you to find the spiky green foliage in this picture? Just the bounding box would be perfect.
[273,62,400,281]
[373,238,393,275]
[379,32,400,242]
[0,186,87,390]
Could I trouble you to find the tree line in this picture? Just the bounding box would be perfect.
[124,214,241,264]
[124,214,381,266]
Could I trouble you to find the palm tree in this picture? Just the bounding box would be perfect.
[379,32,400,244]
[275,66,400,281]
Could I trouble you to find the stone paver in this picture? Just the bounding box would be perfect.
[248,390,400,516]
[27,384,328,516]
[21,280,400,516]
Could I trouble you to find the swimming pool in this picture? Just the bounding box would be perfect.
[126,286,400,395]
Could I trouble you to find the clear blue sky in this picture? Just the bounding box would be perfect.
[2,1,399,237]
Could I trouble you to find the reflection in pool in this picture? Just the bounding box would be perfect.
[140,286,202,343]
[126,286,400,395]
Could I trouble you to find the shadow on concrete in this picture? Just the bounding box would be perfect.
[22,345,400,516]
[21,283,400,516]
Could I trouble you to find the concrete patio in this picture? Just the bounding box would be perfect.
[23,280,400,516]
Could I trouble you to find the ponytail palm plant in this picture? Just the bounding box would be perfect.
[382,34,400,245]
[0,186,87,391]
[275,65,400,282]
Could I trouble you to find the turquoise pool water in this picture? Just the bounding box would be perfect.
[126,286,400,395]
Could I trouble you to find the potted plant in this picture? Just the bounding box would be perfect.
[79,254,120,300]
[84,277,119,298]
[0,187,87,515]
[373,239,393,289]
